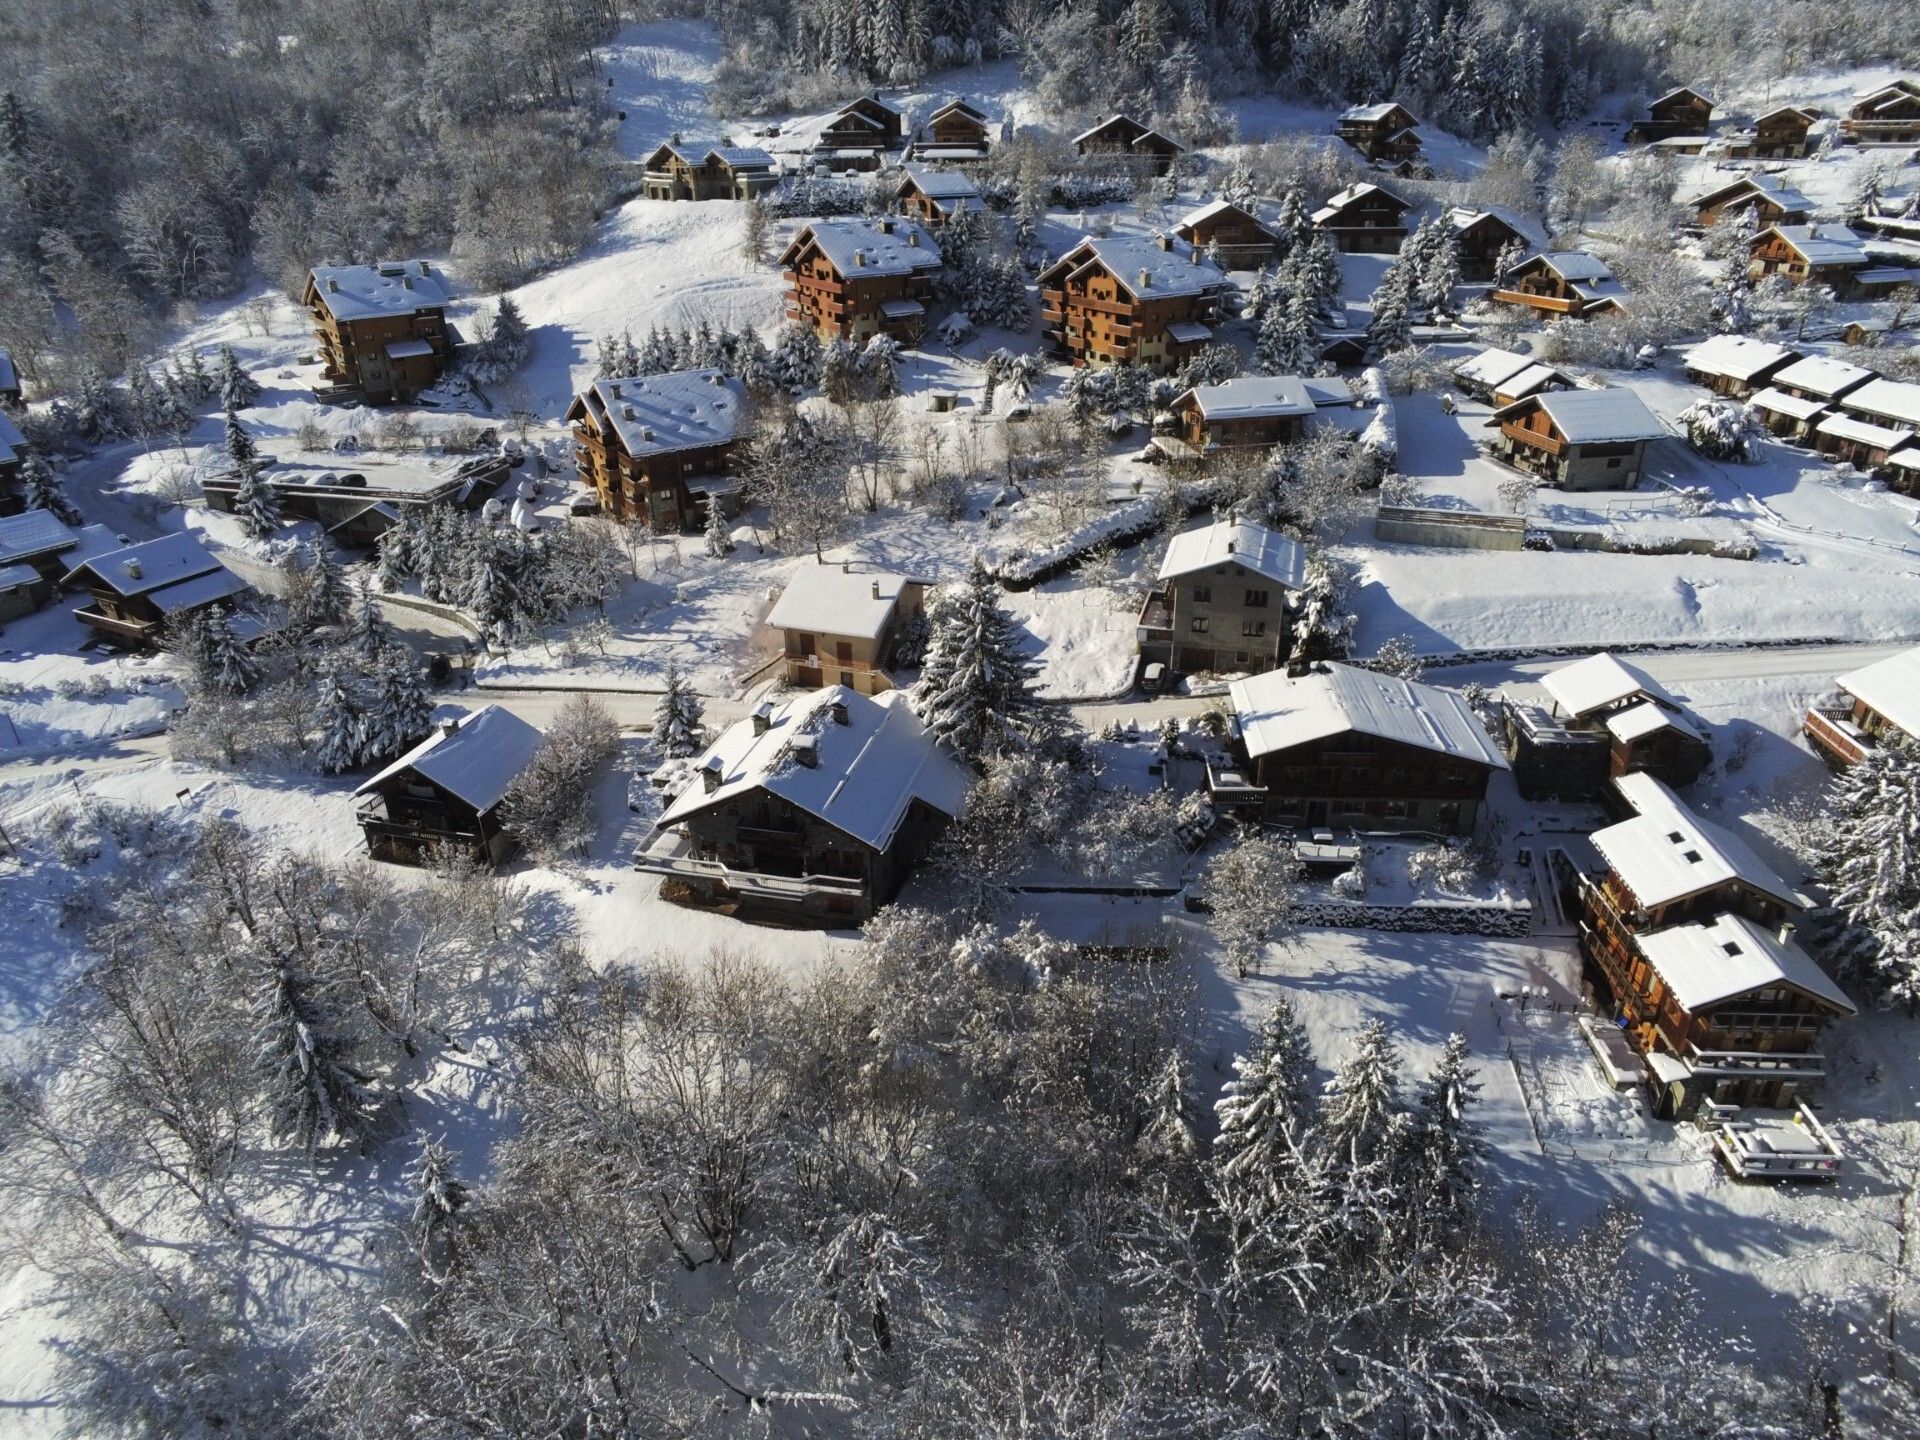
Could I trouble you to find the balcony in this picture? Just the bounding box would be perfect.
[1803,706,1868,765]
[1491,289,1579,313]
[1683,1041,1828,1081]
[1500,422,1566,455]
[1712,1103,1843,1181]
[73,604,160,644]
[635,849,869,904]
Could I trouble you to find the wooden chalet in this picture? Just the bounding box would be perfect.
[564,370,751,530]
[1450,348,1571,406]
[0,347,19,406]
[0,409,25,515]
[909,98,992,162]
[1832,377,1920,475]
[1137,518,1307,678]
[304,260,452,405]
[1072,114,1184,176]
[1312,182,1411,253]
[1579,772,1851,1117]
[766,566,929,696]
[1679,334,1801,398]
[1749,223,1918,298]
[1726,106,1816,159]
[641,138,779,201]
[1805,644,1920,766]
[637,686,972,924]
[1624,86,1715,145]
[1491,251,1627,319]
[779,217,943,344]
[1505,652,1709,800]
[61,531,252,648]
[1160,377,1317,459]
[1747,354,1876,439]
[1036,234,1229,372]
[1335,103,1422,166]
[1219,662,1508,834]
[353,706,543,867]
[896,164,982,226]
[1172,200,1280,269]
[1843,80,1920,145]
[1487,388,1665,492]
[1691,174,1812,228]
[0,509,111,619]
[1443,206,1541,280]
[1812,411,1911,471]
[815,94,904,168]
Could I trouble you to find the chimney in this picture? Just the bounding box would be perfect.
[854,249,867,267]
[871,581,883,602]
[751,701,773,736]
[1226,538,1236,554]
[907,229,919,246]
[1138,268,1153,288]
[701,757,724,793]
[441,717,461,739]
[707,371,724,384]
[402,275,414,289]
[1778,920,1796,946]
[792,736,818,768]
[622,404,636,420]
[1156,233,1172,251]
[642,427,655,441]
[123,558,142,580]
[879,218,895,234]
[609,382,622,397]
[671,131,682,144]
[831,697,850,726]
[418,260,430,276]
[327,277,339,293]
[841,560,851,574]
[1190,247,1201,264]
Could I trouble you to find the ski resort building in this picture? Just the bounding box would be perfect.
[640,138,779,201]
[1072,114,1183,175]
[1690,174,1812,228]
[1491,251,1627,319]
[1624,87,1715,146]
[909,98,993,161]
[1680,335,1801,398]
[61,532,253,648]
[1311,182,1411,253]
[353,706,543,867]
[564,370,751,530]
[638,686,971,924]
[1505,652,1710,799]
[303,260,453,404]
[1172,200,1280,269]
[1334,103,1422,165]
[766,566,929,696]
[896,165,982,225]
[1486,388,1665,491]
[1137,518,1309,678]
[1036,234,1229,371]
[1843,80,1920,145]
[779,217,943,343]
[1804,644,1920,766]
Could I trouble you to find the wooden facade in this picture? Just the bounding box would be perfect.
[1491,252,1625,319]
[769,572,928,697]
[353,708,542,868]
[1447,209,1534,280]
[819,95,904,152]
[896,168,980,226]
[1241,728,1494,834]
[1313,183,1410,253]
[1037,236,1228,371]
[1693,178,1809,228]
[1488,392,1660,491]
[1844,80,1920,145]
[61,533,253,648]
[1172,201,1279,269]
[564,372,749,530]
[911,99,992,160]
[304,262,451,405]
[1625,87,1715,144]
[1748,225,1876,295]
[779,218,942,344]
[1728,107,1815,159]
[1335,103,1422,165]
[641,140,778,201]
[1073,114,1184,176]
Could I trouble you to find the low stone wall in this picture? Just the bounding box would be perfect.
[1375,506,1527,551]
[1292,898,1533,937]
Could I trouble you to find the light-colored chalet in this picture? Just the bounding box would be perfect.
[766,567,928,696]
[640,138,779,201]
[896,164,982,226]
[1173,200,1280,269]
[61,531,252,648]
[304,260,452,404]
[1221,662,1508,833]
[1805,644,1920,765]
[1813,412,1911,471]
[1844,80,1920,145]
[1837,376,1920,435]
[1625,86,1716,145]
[1450,347,1572,406]
[815,94,904,168]
[910,98,992,162]
[354,706,543,866]
[0,347,18,406]
[1137,518,1307,678]
[779,217,942,343]
[0,409,25,514]
[1691,174,1812,228]
[1443,206,1543,280]
[1579,772,1848,1117]
[1160,377,1316,460]
[1747,354,1875,438]
[564,370,751,530]
[1335,103,1422,166]
[1036,234,1229,371]
[1487,388,1664,491]
[1505,652,1709,799]
[1072,114,1184,176]
[1680,335,1801,397]
[638,686,972,924]
[1726,106,1817,159]
[1492,251,1627,319]
[1312,182,1411,253]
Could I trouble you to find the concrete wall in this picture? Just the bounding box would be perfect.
[1374,506,1526,551]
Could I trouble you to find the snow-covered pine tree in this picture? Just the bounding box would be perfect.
[1205,828,1301,977]
[1491,237,1528,287]
[1825,740,1920,1009]
[222,399,257,471]
[1274,188,1313,257]
[771,323,822,389]
[860,333,902,398]
[217,344,260,409]
[1212,992,1318,1215]
[202,609,260,694]
[252,960,380,1156]
[231,461,281,539]
[1257,288,1318,376]
[1135,1046,1201,1183]
[1317,1018,1406,1243]
[362,646,431,761]
[349,579,392,658]
[180,347,215,402]
[1400,1031,1486,1243]
[703,499,734,557]
[377,509,422,591]
[1418,225,1462,317]
[19,449,80,523]
[1676,398,1756,462]
[406,1134,469,1280]
[312,667,367,774]
[463,529,513,643]
[653,659,705,758]
[305,539,350,626]
[123,364,162,440]
[73,368,124,445]
[1366,264,1415,356]
[908,559,1042,764]
[473,295,530,382]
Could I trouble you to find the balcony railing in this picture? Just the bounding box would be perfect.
[636,851,869,902]
[73,604,161,643]
[1684,1042,1828,1080]
[1803,707,1868,765]
[1500,422,1566,455]
[1491,289,1580,313]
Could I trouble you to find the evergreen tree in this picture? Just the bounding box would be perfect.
[222,400,258,471]
[703,499,734,557]
[860,333,902,398]
[473,295,530,382]
[73,368,124,445]
[1367,265,1415,355]
[1825,741,1920,1010]
[1135,1047,1200,1183]
[1257,288,1318,375]
[124,363,162,438]
[1274,188,1313,257]
[377,510,421,591]
[1418,225,1462,317]
[201,610,260,694]
[1212,993,1318,1215]
[218,344,260,409]
[362,646,431,760]
[1400,1032,1485,1242]
[1318,1019,1406,1244]
[252,960,380,1156]
[312,668,367,774]
[653,659,705,758]
[305,540,350,626]
[19,449,80,523]
[463,530,513,642]
[231,455,281,539]
[349,580,391,658]
[909,559,1042,764]
[407,1135,470,1280]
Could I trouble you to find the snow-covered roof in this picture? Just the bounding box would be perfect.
[1158,518,1308,590]
[1340,102,1414,124]
[1747,386,1832,422]
[0,509,80,565]
[1537,250,1614,283]
[1835,645,1920,736]
[308,261,451,321]
[1817,413,1909,449]
[0,347,16,392]
[1605,701,1703,745]
[835,94,902,120]
[1453,347,1534,388]
[1888,444,1920,473]
[1762,224,1869,266]
[650,138,775,169]
[0,562,37,591]
[1071,114,1181,152]
[566,370,750,460]
[1651,85,1715,108]
[1691,173,1813,214]
[1313,182,1408,223]
[146,566,252,615]
[62,532,231,599]
[1857,265,1920,287]
[1492,388,1664,444]
[1174,199,1275,239]
[1773,354,1876,399]
[1229,662,1508,768]
[1637,912,1853,1015]
[1541,652,1677,720]
[660,687,971,852]
[900,164,980,203]
[1855,81,1920,114]
[1041,234,1228,300]
[385,338,435,360]
[0,408,23,465]
[1167,321,1214,343]
[781,218,942,278]
[1594,772,1807,911]
[767,568,921,642]
[928,97,988,122]
[1841,377,1920,429]
[1176,376,1316,421]
[354,705,543,814]
[1498,363,1567,400]
[1753,104,1816,124]
[1681,334,1799,383]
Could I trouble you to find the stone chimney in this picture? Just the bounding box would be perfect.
[441,717,461,739]
[1156,233,1172,251]
[123,558,142,580]
[701,757,724,792]
[402,275,414,289]
[1138,268,1153,288]
[751,701,773,736]
[854,249,867,267]
[792,736,818,768]
[831,697,850,725]
[1226,537,1236,554]
[1778,920,1797,946]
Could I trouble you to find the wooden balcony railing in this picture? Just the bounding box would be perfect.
[1491,289,1580,313]
[1500,422,1566,455]
[1803,707,1869,765]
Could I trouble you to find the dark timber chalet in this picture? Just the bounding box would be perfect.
[1312,182,1411,253]
[1504,652,1709,800]
[1219,662,1508,834]
[909,98,992,162]
[0,509,115,620]
[896,164,982,226]
[0,346,19,406]
[353,705,543,867]
[1037,233,1229,371]
[1137,517,1308,678]
[1172,200,1280,269]
[1805,644,1920,766]
[564,369,751,530]
[1579,772,1853,1117]
[1160,376,1317,459]
[61,531,253,648]
[1748,223,1918,299]
[1844,80,1920,145]
[640,138,779,201]
[304,261,452,404]
[1726,106,1816,159]
[1624,86,1715,146]
[779,217,942,343]
[1442,206,1541,280]
[815,94,904,169]
[1487,388,1665,492]
[637,686,972,924]
[1072,114,1184,176]
[1689,174,1811,229]
[0,408,25,515]
[1335,103,1422,166]
[1492,250,1627,319]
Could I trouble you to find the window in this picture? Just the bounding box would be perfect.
[835,641,853,661]
[1244,589,1269,608]
[839,671,855,687]
[1189,617,1210,633]
[1385,800,1410,817]
[1606,457,1622,469]
[1241,619,1266,638]
[1191,585,1212,603]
